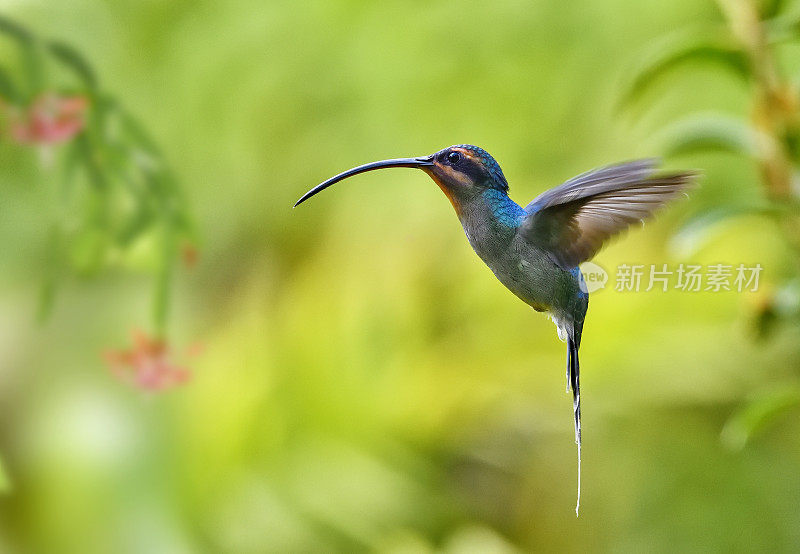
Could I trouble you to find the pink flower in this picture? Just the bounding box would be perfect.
[5,93,88,145]
[104,330,193,392]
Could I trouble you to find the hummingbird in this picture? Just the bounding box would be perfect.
[294,144,696,515]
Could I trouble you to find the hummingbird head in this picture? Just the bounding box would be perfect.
[425,145,509,209]
[293,144,509,211]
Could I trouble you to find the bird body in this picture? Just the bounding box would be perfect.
[455,187,587,321]
[294,144,696,515]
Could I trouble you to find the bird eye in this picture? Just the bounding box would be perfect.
[447,151,461,164]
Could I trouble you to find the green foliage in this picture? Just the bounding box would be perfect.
[625,0,800,464]
[0,14,33,43]
[46,40,97,90]
[620,34,750,108]
[658,112,759,157]
[669,204,773,257]
[0,17,193,334]
[0,64,20,102]
[760,0,789,18]
[721,384,800,449]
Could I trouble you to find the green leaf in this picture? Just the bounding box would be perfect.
[47,40,97,89]
[0,14,33,43]
[21,41,45,96]
[114,105,163,157]
[773,279,800,317]
[0,15,43,96]
[116,207,155,247]
[721,384,800,450]
[0,63,20,102]
[668,204,775,257]
[620,35,750,108]
[658,113,760,157]
[753,279,800,339]
[85,93,115,139]
[784,126,800,162]
[760,0,790,19]
[764,8,800,43]
[60,140,84,193]
[75,134,108,191]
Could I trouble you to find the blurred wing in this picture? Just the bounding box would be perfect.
[519,159,696,269]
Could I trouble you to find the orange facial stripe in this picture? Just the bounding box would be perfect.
[426,170,463,215]
[451,146,472,158]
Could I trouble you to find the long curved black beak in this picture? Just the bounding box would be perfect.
[293,156,434,207]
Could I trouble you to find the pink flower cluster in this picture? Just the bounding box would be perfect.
[3,93,87,145]
[104,330,192,392]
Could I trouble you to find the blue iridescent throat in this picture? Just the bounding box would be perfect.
[483,188,525,227]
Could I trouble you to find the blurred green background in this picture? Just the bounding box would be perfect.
[1,0,799,552]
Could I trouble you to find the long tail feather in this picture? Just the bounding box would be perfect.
[567,335,582,516]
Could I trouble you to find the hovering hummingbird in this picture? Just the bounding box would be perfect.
[294,144,696,514]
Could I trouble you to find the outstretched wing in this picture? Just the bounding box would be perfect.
[519,159,696,269]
